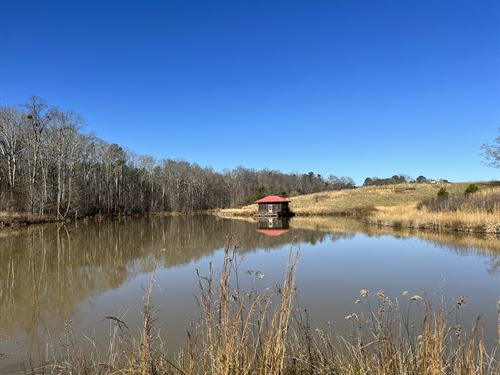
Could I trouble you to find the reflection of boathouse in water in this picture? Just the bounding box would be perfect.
[256,217,290,236]
[255,195,293,217]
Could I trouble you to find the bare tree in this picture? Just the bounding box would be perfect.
[482,128,500,169]
[0,106,22,202]
[50,109,84,218]
[23,96,54,214]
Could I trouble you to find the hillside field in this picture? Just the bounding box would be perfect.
[215,182,500,233]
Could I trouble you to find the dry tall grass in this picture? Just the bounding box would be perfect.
[26,242,499,375]
[371,189,500,233]
[177,246,299,374]
[419,189,499,213]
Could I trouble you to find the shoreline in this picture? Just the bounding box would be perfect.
[2,207,498,235]
[2,181,499,235]
[214,210,500,234]
[0,210,206,230]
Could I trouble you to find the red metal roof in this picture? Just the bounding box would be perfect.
[255,195,291,203]
[256,229,290,237]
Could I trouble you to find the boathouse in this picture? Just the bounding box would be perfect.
[255,195,292,217]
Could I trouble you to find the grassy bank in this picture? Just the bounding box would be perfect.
[215,182,500,234]
[28,246,499,374]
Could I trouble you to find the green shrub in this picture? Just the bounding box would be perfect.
[464,183,479,194]
[437,187,449,199]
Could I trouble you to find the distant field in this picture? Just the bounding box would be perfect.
[215,182,500,233]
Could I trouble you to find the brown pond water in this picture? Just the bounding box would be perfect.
[0,215,499,373]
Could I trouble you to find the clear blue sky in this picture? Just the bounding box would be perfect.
[1,0,498,184]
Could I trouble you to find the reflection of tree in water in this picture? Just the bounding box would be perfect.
[487,256,500,275]
[409,232,500,275]
[0,216,331,342]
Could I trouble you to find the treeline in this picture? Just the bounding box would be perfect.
[0,97,355,218]
[363,174,448,187]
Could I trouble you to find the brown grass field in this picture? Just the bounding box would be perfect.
[215,182,500,234]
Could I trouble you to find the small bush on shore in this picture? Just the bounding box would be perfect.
[465,183,479,194]
[437,187,449,199]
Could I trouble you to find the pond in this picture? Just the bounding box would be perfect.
[0,215,499,373]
